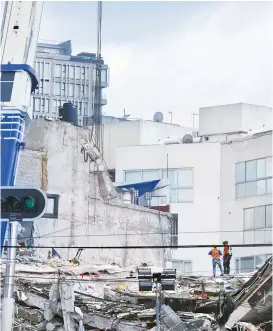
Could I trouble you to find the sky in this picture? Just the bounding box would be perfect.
[39,1,273,126]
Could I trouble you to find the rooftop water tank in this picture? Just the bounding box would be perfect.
[59,102,78,126]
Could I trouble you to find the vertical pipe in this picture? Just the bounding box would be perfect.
[2,221,19,331]
[155,282,160,331]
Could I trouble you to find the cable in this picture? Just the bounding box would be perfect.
[26,228,273,240]
[1,243,272,249]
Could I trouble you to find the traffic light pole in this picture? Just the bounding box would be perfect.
[2,219,19,331]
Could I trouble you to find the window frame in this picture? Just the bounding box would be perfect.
[235,156,272,199]
[236,254,272,273]
[243,204,272,244]
[170,214,178,248]
[123,168,194,203]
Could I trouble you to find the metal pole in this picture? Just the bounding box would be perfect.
[2,221,19,331]
[155,282,160,331]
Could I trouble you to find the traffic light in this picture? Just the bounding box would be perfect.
[1,187,47,221]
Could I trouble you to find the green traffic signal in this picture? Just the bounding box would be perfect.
[24,196,36,209]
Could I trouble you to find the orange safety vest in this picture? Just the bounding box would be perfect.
[211,248,220,259]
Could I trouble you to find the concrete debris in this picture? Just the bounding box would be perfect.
[1,251,271,330]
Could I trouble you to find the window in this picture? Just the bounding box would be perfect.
[75,66,81,79]
[55,82,61,96]
[142,170,160,181]
[124,168,194,203]
[69,83,74,97]
[55,64,61,78]
[69,66,75,79]
[171,260,192,275]
[1,71,15,102]
[235,157,272,198]
[243,204,272,244]
[124,171,142,183]
[170,214,178,248]
[241,256,255,273]
[236,254,272,273]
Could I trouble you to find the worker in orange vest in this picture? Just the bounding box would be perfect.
[222,240,232,275]
[208,243,224,277]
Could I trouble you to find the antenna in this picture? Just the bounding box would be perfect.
[153,112,164,123]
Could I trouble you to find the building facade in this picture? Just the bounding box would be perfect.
[114,103,272,275]
[33,40,108,126]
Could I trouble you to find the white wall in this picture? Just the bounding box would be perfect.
[220,131,272,268]
[199,104,243,136]
[139,120,194,145]
[242,104,272,131]
[116,142,222,275]
[103,121,141,169]
[103,120,195,169]
[199,103,272,137]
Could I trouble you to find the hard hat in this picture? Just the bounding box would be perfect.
[212,242,217,246]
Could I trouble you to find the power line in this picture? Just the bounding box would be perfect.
[27,228,273,240]
[2,243,272,249]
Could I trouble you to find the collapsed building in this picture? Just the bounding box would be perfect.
[0,252,272,331]
[15,119,172,266]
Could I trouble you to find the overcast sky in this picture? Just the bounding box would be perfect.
[39,1,273,126]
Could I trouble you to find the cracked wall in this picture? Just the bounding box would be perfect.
[16,119,171,267]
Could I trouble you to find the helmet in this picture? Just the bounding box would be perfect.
[212,242,217,247]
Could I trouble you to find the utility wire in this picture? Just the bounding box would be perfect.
[1,243,272,249]
[26,228,273,240]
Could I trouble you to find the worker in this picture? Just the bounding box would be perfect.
[208,243,224,277]
[222,240,232,275]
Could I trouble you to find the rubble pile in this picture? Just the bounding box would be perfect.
[0,251,272,331]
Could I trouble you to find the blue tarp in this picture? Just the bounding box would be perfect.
[117,179,160,197]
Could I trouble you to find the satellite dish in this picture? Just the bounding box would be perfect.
[153,112,164,122]
[182,134,193,144]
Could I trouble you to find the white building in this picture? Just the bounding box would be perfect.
[33,40,108,126]
[114,103,272,275]
[103,116,196,171]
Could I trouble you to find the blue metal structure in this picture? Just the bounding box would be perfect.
[0,64,39,253]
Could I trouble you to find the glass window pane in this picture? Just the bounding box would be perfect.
[255,255,266,267]
[257,158,266,179]
[236,183,245,199]
[257,179,266,196]
[241,256,255,273]
[236,162,245,183]
[255,229,265,244]
[184,262,192,275]
[266,229,272,244]
[255,206,266,228]
[236,259,240,273]
[245,181,256,197]
[244,208,255,229]
[266,156,272,177]
[142,170,160,181]
[177,188,193,203]
[267,178,272,194]
[177,169,193,187]
[170,189,177,203]
[162,170,177,188]
[266,205,272,227]
[244,231,254,244]
[124,171,142,183]
[246,160,256,181]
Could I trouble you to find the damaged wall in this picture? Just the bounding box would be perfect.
[16,119,171,267]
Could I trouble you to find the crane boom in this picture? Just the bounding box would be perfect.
[0,1,43,252]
